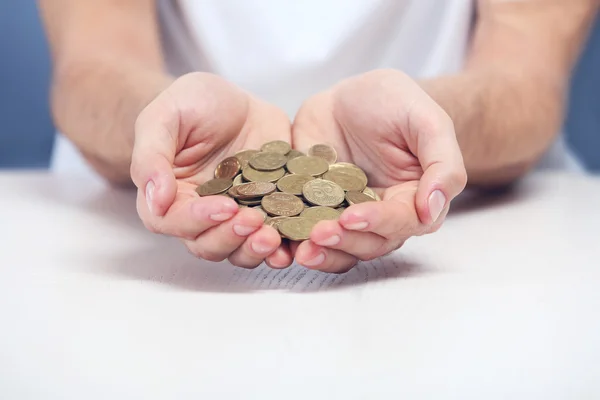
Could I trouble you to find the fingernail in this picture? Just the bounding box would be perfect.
[269,259,288,269]
[233,225,257,237]
[251,241,274,254]
[316,235,340,247]
[194,199,238,220]
[303,252,325,267]
[210,212,235,222]
[268,248,289,269]
[428,190,446,223]
[146,181,155,215]
[344,221,368,231]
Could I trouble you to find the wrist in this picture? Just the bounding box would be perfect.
[418,69,564,186]
[52,60,174,184]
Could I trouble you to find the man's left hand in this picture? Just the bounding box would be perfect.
[291,69,468,273]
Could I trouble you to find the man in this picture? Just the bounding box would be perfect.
[39,0,598,273]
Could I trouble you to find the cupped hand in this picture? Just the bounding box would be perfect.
[131,72,293,269]
[291,69,467,273]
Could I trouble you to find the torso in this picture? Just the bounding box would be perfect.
[159,0,473,117]
[51,0,583,177]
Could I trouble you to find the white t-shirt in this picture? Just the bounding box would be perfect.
[51,0,583,176]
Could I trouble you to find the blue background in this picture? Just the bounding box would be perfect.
[0,2,598,170]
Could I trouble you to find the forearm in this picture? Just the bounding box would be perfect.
[39,0,170,184]
[422,0,598,186]
[420,70,564,186]
[52,62,173,184]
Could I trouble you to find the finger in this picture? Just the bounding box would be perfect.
[288,240,301,256]
[426,205,450,234]
[295,240,358,274]
[291,92,343,154]
[266,241,295,269]
[136,192,239,239]
[339,186,426,240]
[184,208,265,262]
[131,92,180,217]
[309,220,394,261]
[228,226,281,269]
[406,100,467,224]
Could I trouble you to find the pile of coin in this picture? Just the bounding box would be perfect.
[196,141,380,241]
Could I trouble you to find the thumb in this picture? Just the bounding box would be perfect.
[410,110,467,225]
[291,92,341,153]
[130,99,179,217]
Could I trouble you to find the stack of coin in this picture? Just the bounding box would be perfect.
[196,141,381,241]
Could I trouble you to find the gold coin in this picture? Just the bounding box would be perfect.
[261,192,305,217]
[214,156,241,179]
[362,186,381,201]
[228,185,241,198]
[260,140,291,155]
[287,149,305,160]
[235,150,260,169]
[335,203,348,210]
[322,170,366,192]
[235,182,276,199]
[232,174,243,186]
[308,143,337,164]
[249,152,288,171]
[302,179,345,207]
[329,163,368,182]
[329,162,363,172]
[196,178,233,196]
[300,206,341,221]
[277,217,318,241]
[265,216,290,229]
[242,166,285,183]
[326,163,367,180]
[238,198,263,206]
[346,191,377,206]
[276,174,314,195]
[252,206,268,221]
[286,156,329,176]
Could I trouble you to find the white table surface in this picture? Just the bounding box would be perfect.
[1,171,599,399]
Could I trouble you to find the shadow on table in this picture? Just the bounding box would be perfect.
[448,178,538,217]
[29,173,531,293]
[88,236,426,293]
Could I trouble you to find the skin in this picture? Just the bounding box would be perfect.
[39,0,599,271]
[38,0,171,185]
[131,74,294,269]
[292,70,463,272]
[424,0,600,186]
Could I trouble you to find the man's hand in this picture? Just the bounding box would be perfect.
[291,69,468,273]
[131,73,294,269]
[40,0,170,184]
[420,0,599,186]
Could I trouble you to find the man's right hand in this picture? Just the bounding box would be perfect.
[131,73,294,269]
